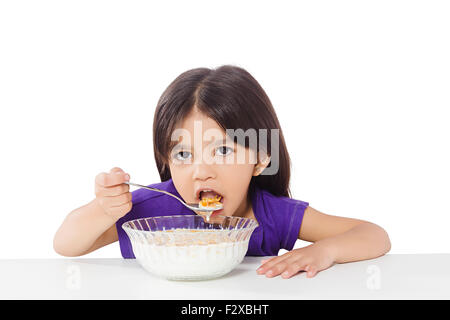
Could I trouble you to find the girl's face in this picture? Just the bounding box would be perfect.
[168,107,266,218]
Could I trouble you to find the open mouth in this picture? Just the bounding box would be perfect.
[196,187,224,201]
[199,190,224,202]
[197,189,225,210]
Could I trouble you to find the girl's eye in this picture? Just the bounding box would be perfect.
[175,151,192,161]
[215,146,233,156]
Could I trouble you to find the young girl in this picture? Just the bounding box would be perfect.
[54,65,391,279]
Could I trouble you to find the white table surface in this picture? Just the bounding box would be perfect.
[1,254,449,299]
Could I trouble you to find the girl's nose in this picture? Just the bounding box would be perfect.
[192,162,216,181]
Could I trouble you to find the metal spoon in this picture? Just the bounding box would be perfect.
[124,181,223,213]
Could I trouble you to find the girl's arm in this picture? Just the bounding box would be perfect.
[53,199,119,257]
[299,206,391,263]
[257,206,391,278]
[53,167,132,257]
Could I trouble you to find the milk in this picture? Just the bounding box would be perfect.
[131,232,249,280]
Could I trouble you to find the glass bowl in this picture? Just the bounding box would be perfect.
[122,215,259,281]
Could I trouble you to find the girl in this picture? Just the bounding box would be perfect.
[54,65,391,279]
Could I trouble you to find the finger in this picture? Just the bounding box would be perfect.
[260,256,276,265]
[263,260,290,278]
[257,253,292,274]
[95,183,129,197]
[96,171,130,187]
[110,167,125,174]
[98,192,132,208]
[281,260,309,279]
[306,265,318,278]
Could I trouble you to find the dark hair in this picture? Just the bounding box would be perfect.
[152,65,292,198]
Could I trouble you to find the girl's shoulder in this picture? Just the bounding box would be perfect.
[256,186,309,211]
[249,186,310,254]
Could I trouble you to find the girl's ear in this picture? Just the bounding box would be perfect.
[252,155,271,176]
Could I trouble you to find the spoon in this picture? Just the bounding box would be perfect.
[124,181,223,213]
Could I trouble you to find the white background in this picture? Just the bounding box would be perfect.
[0,1,449,258]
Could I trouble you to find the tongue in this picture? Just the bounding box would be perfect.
[201,191,220,199]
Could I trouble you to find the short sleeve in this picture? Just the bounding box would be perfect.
[249,186,309,256]
[279,199,309,250]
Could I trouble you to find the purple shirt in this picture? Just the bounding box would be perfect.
[116,179,309,258]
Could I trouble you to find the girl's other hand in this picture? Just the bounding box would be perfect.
[256,243,336,279]
[94,167,132,221]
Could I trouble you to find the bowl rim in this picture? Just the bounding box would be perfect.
[121,214,259,234]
